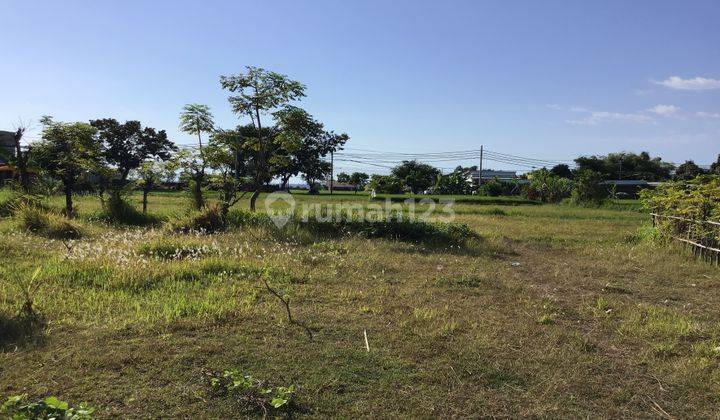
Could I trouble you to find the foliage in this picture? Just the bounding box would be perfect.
[550,164,573,179]
[17,205,83,240]
[31,118,101,215]
[203,369,297,415]
[478,178,505,197]
[435,171,474,195]
[574,151,673,181]
[348,172,370,192]
[674,160,706,180]
[90,118,175,184]
[1,394,94,419]
[165,204,225,233]
[524,169,572,203]
[710,154,720,175]
[640,175,720,247]
[571,169,607,205]
[0,190,47,217]
[179,104,215,148]
[391,160,441,194]
[179,104,215,209]
[100,191,160,226]
[367,174,404,194]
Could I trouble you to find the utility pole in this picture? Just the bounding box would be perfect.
[330,150,334,195]
[478,145,484,186]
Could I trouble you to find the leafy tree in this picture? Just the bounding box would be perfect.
[391,160,441,194]
[367,174,404,194]
[179,104,215,209]
[32,119,100,215]
[674,160,706,180]
[90,118,175,184]
[349,172,370,193]
[220,67,306,211]
[550,163,573,179]
[524,168,572,203]
[204,132,249,220]
[336,172,351,183]
[571,169,607,204]
[709,154,720,175]
[574,152,673,181]
[134,159,178,214]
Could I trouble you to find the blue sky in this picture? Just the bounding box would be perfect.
[2,0,719,174]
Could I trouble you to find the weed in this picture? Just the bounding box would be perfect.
[1,394,94,419]
[138,239,219,260]
[203,369,297,415]
[17,205,83,240]
[166,204,225,233]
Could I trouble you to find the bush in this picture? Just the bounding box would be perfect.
[166,204,225,233]
[1,395,94,419]
[203,369,297,415]
[100,192,160,226]
[17,205,83,240]
[138,239,219,260]
[367,175,404,194]
[524,169,573,203]
[571,169,607,205]
[226,209,274,228]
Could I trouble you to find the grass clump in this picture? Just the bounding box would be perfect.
[303,217,480,247]
[100,193,161,226]
[138,238,219,260]
[17,205,83,240]
[0,189,47,217]
[166,204,226,233]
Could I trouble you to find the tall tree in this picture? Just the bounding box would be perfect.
[349,172,370,193]
[179,104,215,209]
[32,119,100,216]
[90,118,175,185]
[391,160,441,194]
[674,160,706,180]
[550,163,573,179]
[220,67,306,211]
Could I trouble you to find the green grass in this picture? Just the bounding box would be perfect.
[1,188,719,417]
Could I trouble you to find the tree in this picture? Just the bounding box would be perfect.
[367,174,404,194]
[336,172,351,183]
[349,172,369,193]
[179,104,215,209]
[134,159,178,214]
[220,67,306,211]
[32,119,100,216]
[574,152,673,181]
[204,132,249,220]
[710,154,720,175]
[674,160,706,180]
[90,118,175,185]
[571,169,607,204]
[550,164,573,179]
[391,160,441,194]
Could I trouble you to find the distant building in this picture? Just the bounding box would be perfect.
[324,180,357,191]
[599,180,660,198]
[469,169,517,184]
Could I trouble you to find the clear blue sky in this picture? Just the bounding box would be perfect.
[2,0,719,174]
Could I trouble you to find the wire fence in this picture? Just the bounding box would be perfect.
[651,213,720,265]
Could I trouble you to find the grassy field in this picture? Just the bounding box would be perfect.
[1,189,719,417]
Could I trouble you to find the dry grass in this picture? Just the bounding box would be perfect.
[0,190,719,417]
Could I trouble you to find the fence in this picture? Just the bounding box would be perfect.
[651,213,720,265]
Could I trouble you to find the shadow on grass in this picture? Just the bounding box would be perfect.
[0,311,45,350]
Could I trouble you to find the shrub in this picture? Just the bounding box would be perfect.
[571,169,607,205]
[17,205,83,240]
[166,204,225,233]
[1,395,94,419]
[100,192,160,226]
[523,169,573,203]
[367,174,404,194]
[138,239,218,260]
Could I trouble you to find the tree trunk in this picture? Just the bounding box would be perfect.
[64,184,73,217]
[142,189,149,214]
[249,190,260,212]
